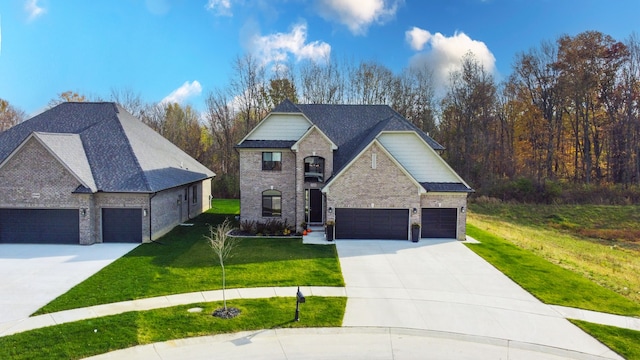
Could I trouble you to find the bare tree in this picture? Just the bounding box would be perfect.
[440,52,499,187]
[299,58,345,104]
[391,66,437,134]
[205,219,239,317]
[109,87,146,119]
[0,99,27,132]
[230,54,268,135]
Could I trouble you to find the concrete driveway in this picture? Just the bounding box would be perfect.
[0,243,138,325]
[336,239,621,359]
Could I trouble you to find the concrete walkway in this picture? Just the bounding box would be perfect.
[2,237,639,359]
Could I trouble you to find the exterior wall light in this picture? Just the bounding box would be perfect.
[328,207,333,214]
[143,209,148,217]
[412,208,418,215]
[81,208,87,217]
[461,206,465,213]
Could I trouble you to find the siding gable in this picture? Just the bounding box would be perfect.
[246,113,312,141]
[377,132,461,183]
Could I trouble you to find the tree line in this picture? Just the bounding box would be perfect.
[2,30,639,201]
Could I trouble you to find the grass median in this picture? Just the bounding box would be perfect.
[2,297,346,360]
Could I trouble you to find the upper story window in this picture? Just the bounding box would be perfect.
[262,189,282,217]
[262,152,282,171]
[304,156,325,182]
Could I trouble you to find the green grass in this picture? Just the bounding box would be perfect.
[465,224,640,316]
[210,198,241,215]
[469,203,640,304]
[36,200,344,314]
[1,297,346,360]
[571,320,640,360]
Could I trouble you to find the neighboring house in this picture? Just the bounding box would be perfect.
[237,100,473,241]
[0,102,215,245]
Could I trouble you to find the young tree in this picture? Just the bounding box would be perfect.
[205,219,239,317]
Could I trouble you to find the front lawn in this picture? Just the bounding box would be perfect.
[465,225,640,316]
[2,297,346,360]
[571,320,640,360]
[36,200,344,314]
[469,203,640,303]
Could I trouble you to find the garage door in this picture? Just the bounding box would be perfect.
[335,208,408,240]
[421,208,457,238]
[102,208,142,243]
[0,209,79,244]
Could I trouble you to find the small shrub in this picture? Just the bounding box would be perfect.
[240,220,256,234]
[239,219,294,236]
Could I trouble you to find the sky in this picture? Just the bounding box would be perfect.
[1,0,639,117]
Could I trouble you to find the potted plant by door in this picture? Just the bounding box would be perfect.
[411,222,421,242]
[325,220,335,241]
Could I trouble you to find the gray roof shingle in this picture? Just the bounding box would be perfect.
[420,182,474,193]
[235,140,298,149]
[0,102,215,193]
[250,99,445,173]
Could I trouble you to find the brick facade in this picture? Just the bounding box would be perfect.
[0,138,211,244]
[239,149,296,227]
[295,128,334,229]
[421,193,468,240]
[325,142,421,226]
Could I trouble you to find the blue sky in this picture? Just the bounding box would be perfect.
[1,0,639,117]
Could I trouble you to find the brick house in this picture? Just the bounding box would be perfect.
[237,100,473,241]
[0,102,215,245]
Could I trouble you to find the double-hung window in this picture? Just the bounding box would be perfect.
[262,190,282,217]
[262,152,282,171]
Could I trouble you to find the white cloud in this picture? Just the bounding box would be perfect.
[161,81,203,105]
[205,0,233,17]
[407,28,496,92]
[25,0,45,21]
[405,26,431,51]
[250,22,331,65]
[315,0,401,35]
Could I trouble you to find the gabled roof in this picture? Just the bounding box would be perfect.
[238,99,444,173]
[0,102,215,193]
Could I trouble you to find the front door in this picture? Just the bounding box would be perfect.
[308,189,323,223]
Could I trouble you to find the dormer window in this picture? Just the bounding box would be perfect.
[262,152,282,171]
[304,156,325,182]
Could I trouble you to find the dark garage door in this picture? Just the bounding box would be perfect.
[335,208,408,240]
[421,208,457,239]
[0,209,79,244]
[102,208,142,243]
